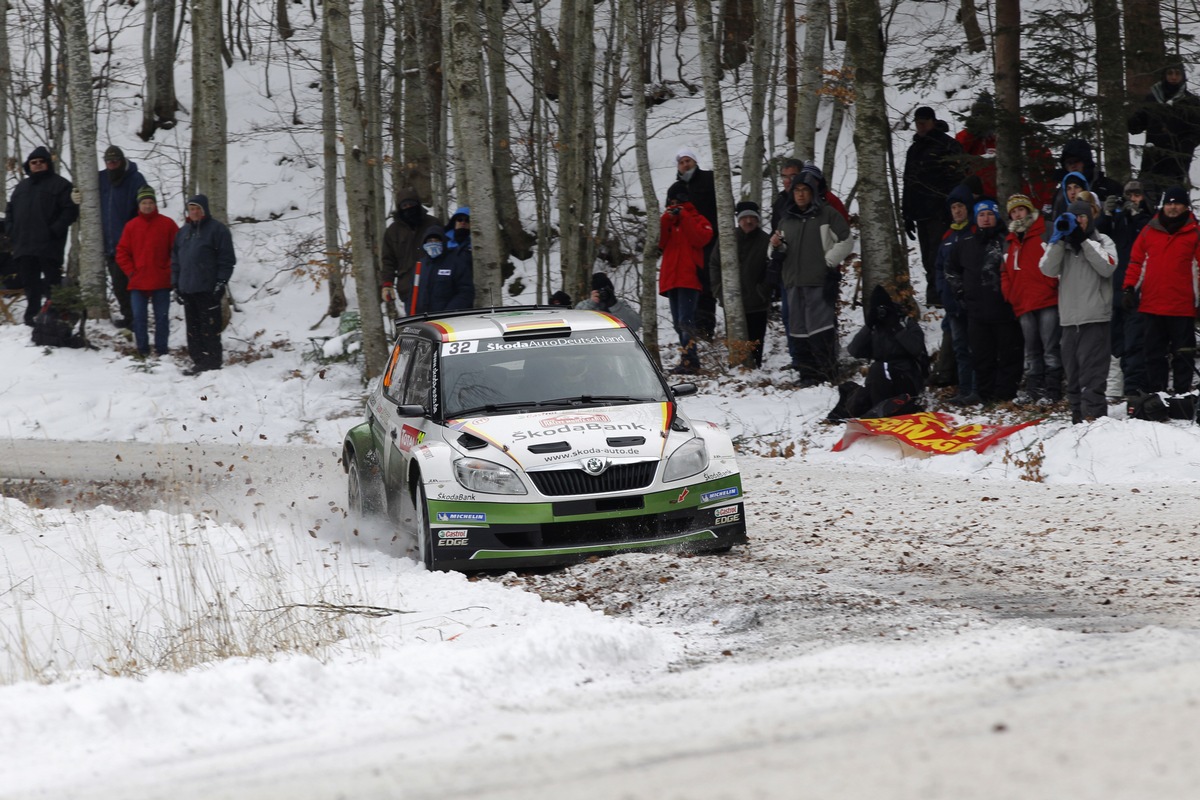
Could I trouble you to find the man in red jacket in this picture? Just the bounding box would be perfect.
[116,186,179,356]
[658,181,713,374]
[1002,194,1062,403]
[1123,185,1200,393]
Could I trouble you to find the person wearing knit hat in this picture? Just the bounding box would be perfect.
[98,144,149,329]
[116,184,178,357]
[1003,193,1061,405]
[1099,179,1153,399]
[734,200,771,367]
[1040,196,1118,423]
[1122,184,1199,394]
[6,146,78,325]
[945,191,1023,402]
[673,146,720,340]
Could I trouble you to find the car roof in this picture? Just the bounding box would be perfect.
[396,306,629,343]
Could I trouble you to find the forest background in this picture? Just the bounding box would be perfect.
[0,0,1191,376]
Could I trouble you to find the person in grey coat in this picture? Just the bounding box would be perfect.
[574,272,641,334]
[1039,199,1118,422]
[171,194,236,375]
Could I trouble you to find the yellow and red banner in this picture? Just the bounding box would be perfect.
[832,411,1041,455]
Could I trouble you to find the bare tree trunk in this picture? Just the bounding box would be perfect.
[846,0,906,316]
[321,11,347,320]
[1124,0,1166,102]
[326,0,388,378]
[60,0,106,315]
[0,0,9,201]
[622,0,661,362]
[794,0,829,162]
[363,0,386,270]
[822,50,852,185]
[556,0,596,302]
[276,0,293,40]
[483,0,532,261]
[401,1,441,204]
[191,0,228,222]
[152,0,178,129]
[960,0,986,54]
[738,0,771,202]
[594,6,623,272]
[784,0,796,142]
[447,0,502,306]
[1093,0,1129,183]
[993,0,1022,204]
[695,0,748,354]
[721,0,754,69]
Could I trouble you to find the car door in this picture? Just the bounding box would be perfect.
[378,336,416,497]
[384,338,435,496]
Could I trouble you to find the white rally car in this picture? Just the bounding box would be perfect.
[341,307,747,571]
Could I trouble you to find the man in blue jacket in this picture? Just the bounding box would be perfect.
[171,195,236,374]
[98,145,148,328]
[410,226,474,314]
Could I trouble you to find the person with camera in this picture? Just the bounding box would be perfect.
[1097,180,1154,398]
[657,182,713,375]
[1039,200,1118,423]
[574,271,641,334]
[768,171,853,388]
[1122,185,1199,395]
[827,285,929,422]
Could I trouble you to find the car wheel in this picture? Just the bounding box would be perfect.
[414,482,435,570]
[347,454,385,518]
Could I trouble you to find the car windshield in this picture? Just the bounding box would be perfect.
[440,330,669,418]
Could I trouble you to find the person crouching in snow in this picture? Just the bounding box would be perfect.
[116,185,178,357]
[826,285,929,422]
[410,226,475,314]
[1039,199,1118,423]
[657,182,713,374]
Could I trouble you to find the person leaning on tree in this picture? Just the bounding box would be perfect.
[171,195,236,376]
[4,146,78,326]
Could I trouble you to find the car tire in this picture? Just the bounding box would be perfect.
[348,454,385,518]
[414,482,435,570]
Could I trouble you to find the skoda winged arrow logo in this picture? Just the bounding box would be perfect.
[583,457,609,476]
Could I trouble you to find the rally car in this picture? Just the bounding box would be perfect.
[341,306,747,571]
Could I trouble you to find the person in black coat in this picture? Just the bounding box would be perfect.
[675,148,720,339]
[902,106,964,307]
[828,285,929,421]
[4,146,78,325]
[1128,63,1200,204]
[1097,180,1154,396]
[946,199,1024,402]
[98,145,148,328]
[410,226,475,314]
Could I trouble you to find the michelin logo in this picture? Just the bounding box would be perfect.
[701,487,740,503]
[436,512,487,523]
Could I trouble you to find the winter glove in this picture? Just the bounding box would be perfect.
[173,289,184,306]
[381,285,396,304]
[1122,286,1139,313]
[70,188,82,205]
[1103,195,1120,216]
[904,219,917,241]
[823,267,841,304]
[1048,213,1077,245]
[213,280,227,299]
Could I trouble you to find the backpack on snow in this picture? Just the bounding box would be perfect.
[31,301,87,348]
[1127,390,1198,423]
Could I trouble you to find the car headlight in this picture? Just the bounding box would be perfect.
[663,437,709,482]
[453,458,527,495]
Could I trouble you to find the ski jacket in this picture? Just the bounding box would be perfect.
[381,187,441,300]
[411,226,474,314]
[99,160,148,257]
[171,195,236,293]
[1039,231,1118,326]
[1124,214,1200,317]
[5,147,78,263]
[736,226,773,315]
[903,129,964,223]
[1002,213,1057,317]
[774,201,852,288]
[657,203,713,295]
[116,209,179,291]
[946,222,1015,323]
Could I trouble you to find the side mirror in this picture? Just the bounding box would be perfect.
[394,403,427,417]
[671,382,697,398]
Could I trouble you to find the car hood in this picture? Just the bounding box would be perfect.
[446,402,674,470]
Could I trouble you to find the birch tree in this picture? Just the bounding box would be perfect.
[621,0,661,362]
[0,1,9,199]
[446,0,503,306]
[326,0,388,378]
[694,0,748,352]
[321,11,347,320]
[60,0,105,315]
[738,0,772,202]
[846,0,906,313]
[190,0,228,222]
[794,0,829,162]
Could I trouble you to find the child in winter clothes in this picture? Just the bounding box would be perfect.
[658,182,713,374]
[1040,199,1118,422]
[116,186,178,356]
[1002,194,1062,403]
